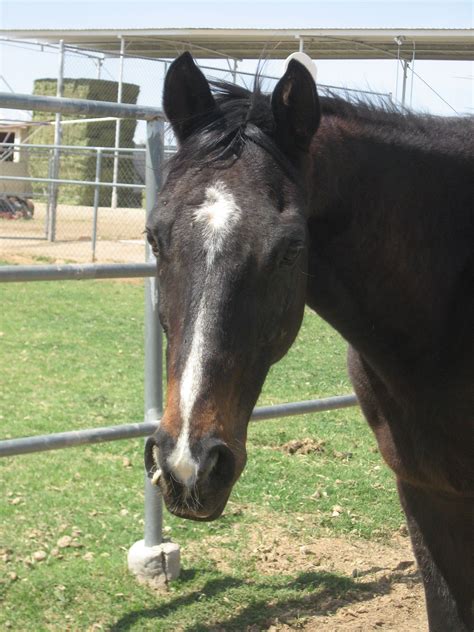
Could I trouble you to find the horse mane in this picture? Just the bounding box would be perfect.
[167,77,472,176]
[320,90,472,158]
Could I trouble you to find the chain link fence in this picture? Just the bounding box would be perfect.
[0,140,148,262]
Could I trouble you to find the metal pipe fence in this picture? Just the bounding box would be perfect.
[0,91,358,582]
[1,140,145,153]
[0,91,169,559]
[0,394,358,457]
[1,174,145,188]
[0,261,156,281]
[0,91,161,120]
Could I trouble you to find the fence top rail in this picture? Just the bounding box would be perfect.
[0,262,157,282]
[0,141,146,153]
[0,92,163,121]
[0,173,146,190]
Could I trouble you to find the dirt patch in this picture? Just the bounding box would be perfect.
[0,238,146,265]
[250,532,425,631]
[0,202,147,264]
[185,518,427,632]
[280,438,326,455]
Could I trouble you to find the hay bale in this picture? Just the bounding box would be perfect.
[30,79,141,207]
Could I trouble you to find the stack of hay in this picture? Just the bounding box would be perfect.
[30,78,141,208]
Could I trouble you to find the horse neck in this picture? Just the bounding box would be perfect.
[304,113,473,391]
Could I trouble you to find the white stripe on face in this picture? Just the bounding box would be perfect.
[193,181,241,266]
[167,297,205,486]
[166,182,240,487]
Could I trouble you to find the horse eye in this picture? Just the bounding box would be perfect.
[280,242,304,266]
[146,231,160,258]
[159,314,169,335]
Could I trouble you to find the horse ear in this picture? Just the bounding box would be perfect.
[271,59,320,160]
[163,52,218,143]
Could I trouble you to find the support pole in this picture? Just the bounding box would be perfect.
[409,45,416,109]
[91,148,102,262]
[143,119,164,548]
[44,148,54,238]
[111,36,125,210]
[232,59,238,84]
[401,59,409,108]
[127,118,180,588]
[47,39,64,242]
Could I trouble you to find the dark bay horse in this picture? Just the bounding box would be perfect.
[145,52,473,631]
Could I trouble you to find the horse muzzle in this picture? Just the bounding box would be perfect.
[144,432,244,521]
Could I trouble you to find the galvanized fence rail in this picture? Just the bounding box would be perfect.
[0,394,358,457]
[0,91,160,120]
[0,91,358,579]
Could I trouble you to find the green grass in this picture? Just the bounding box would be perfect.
[0,280,402,630]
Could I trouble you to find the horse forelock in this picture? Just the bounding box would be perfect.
[165,79,301,184]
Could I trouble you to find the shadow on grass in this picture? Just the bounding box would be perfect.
[109,566,420,631]
[108,573,242,631]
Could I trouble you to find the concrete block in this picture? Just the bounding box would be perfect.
[127,539,180,589]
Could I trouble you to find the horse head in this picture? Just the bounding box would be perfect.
[145,52,320,520]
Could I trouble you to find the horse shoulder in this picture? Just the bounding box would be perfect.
[347,346,474,497]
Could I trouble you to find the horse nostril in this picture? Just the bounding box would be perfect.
[201,449,219,480]
[144,436,161,485]
[201,442,235,488]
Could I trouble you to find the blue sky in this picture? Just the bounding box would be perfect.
[1,1,472,30]
[0,0,472,133]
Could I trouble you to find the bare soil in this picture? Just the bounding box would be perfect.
[0,202,147,264]
[253,534,425,631]
[186,519,427,632]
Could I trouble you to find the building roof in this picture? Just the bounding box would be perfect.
[1,27,473,61]
[0,122,31,131]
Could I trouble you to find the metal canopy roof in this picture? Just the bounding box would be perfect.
[1,28,473,61]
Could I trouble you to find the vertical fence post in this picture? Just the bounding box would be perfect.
[91,148,102,262]
[143,119,164,547]
[44,147,54,239]
[127,117,181,588]
[111,36,125,210]
[47,39,64,242]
